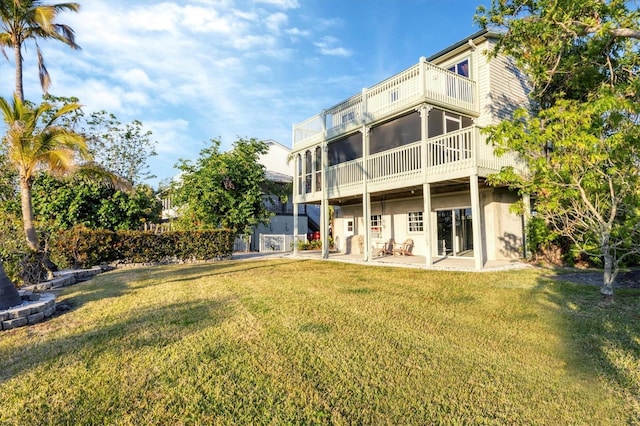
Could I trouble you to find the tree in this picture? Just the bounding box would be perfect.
[476,0,640,299]
[84,111,157,184]
[0,0,80,101]
[173,137,272,236]
[32,173,161,231]
[41,96,158,185]
[0,94,88,253]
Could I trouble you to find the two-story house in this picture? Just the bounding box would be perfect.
[290,30,529,269]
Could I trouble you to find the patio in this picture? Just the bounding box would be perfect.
[291,250,530,272]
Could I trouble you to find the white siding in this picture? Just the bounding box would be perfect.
[332,188,523,261]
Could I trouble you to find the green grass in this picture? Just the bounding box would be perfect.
[1,258,638,425]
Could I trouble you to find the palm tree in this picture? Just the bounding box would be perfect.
[0,0,80,101]
[0,94,89,253]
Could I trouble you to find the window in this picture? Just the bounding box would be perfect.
[297,154,303,195]
[314,146,322,192]
[341,111,355,124]
[390,89,399,102]
[304,150,312,193]
[408,211,424,232]
[371,215,382,237]
[448,59,469,77]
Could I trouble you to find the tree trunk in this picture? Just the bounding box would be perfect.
[14,41,24,102]
[0,261,21,310]
[601,247,615,299]
[20,178,39,251]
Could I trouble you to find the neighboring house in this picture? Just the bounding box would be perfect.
[290,30,530,269]
[160,140,315,252]
[247,139,315,252]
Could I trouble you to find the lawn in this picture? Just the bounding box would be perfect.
[1,258,638,425]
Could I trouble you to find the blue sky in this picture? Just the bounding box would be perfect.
[0,0,490,187]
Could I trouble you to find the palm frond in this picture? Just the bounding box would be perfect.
[73,161,133,192]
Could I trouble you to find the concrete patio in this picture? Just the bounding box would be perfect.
[234,250,531,272]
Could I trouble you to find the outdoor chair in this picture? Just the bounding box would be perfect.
[374,238,395,257]
[392,239,414,256]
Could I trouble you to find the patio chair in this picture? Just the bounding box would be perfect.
[374,238,395,257]
[392,239,414,256]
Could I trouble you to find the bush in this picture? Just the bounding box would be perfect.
[49,226,235,269]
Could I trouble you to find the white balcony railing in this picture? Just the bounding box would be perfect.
[293,58,478,147]
[303,127,517,202]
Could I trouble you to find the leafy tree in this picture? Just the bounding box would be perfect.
[476,0,640,298]
[0,0,80,101]
[173,137,272,236]
[84,111,157,184]
[32,173,161,231]
[42,95,158,185]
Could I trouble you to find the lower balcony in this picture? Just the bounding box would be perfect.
[293,126,520,204]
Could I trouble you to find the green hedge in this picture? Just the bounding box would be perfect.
[49,226,235,269]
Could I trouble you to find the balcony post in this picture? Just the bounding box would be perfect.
[419,56,426,99]
[292,124,299,256]
[470,174,484,270]
[321,111,329,259]
[321,142,329,259]
[423,183,433,268]
[362,125,371,262]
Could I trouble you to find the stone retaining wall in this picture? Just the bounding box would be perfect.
[1,266,104,331]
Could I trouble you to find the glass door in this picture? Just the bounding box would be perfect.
[437,208,473,257]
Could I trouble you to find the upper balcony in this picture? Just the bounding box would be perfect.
[293,58,478,148]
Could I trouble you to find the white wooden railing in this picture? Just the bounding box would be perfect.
[311,127,517,200]
[293,58,477,147]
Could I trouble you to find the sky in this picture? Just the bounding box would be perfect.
[0,0,490,188]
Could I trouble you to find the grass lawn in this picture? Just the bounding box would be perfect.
[1,258,638,425]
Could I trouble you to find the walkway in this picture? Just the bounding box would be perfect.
[233,251,530,272]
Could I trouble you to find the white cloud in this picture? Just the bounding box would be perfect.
[314,36,351,57]
[254,0,300,9]
[265,12,288,33]
[285,27,310,38]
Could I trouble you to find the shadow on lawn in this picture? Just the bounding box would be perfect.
[0,294,237,385]
[133,258,305,286]
[529,274,640,418]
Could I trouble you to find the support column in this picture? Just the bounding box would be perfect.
[321,142,329,259]
[423,183,433,268]
[293,202,299,256]
[522,193,531,259]
[362,123,371,262]
[363,191,371,262]
[470,174,483,270]
[417,103,432,267]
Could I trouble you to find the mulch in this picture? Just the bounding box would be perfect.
[550,269,640,289]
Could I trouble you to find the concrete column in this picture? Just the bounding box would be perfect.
[362,124,370,262]
[470,174,483,270]
[423,183,432,268]
[293,202,299,256]
[321,142,329,259]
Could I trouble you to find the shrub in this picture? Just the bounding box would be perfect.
[49,226,234,269]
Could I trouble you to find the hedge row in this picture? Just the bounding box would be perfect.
[49,227,235,269]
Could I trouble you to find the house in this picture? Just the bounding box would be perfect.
[246,139,318,252]
[159,139,317,252]
[290,30,529,269]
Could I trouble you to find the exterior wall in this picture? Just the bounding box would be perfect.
[333,187,523,261]
[260,140,292,176]
[482,40,530,127]
[252,214,308,251]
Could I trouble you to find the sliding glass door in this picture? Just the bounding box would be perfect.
[436,208,473,257]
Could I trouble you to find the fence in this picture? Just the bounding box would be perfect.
[258,234,306,253]
[233,235,251,252]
